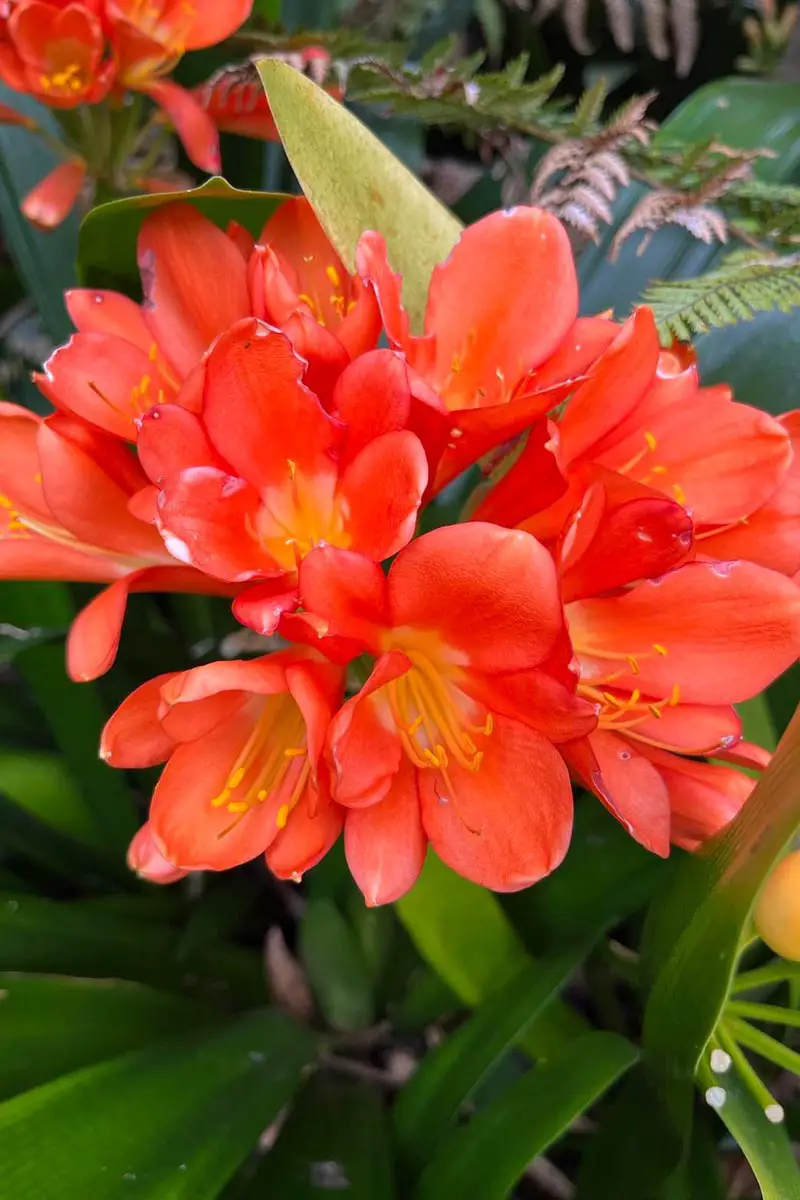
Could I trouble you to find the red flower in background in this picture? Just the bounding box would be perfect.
[0,0,254,220]
[38,198,380,437]
[0,401,229,681]
[102,649,345,879]
[298,523,597,903]
[0,1,115,107]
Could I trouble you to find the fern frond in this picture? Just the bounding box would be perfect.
[641,253,800,344]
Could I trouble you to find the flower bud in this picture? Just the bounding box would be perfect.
[127,822,188,885]
[755,850,800,960]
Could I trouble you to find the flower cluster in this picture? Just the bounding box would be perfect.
[3,196,799,904]
[0,0,253,225]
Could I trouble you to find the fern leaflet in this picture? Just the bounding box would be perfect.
[641,253,800,344]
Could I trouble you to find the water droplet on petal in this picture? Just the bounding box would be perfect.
[720,734,737,749]
[93,292,104,304]
[619,750,631,761]
[635,530,653,543]
[710,561,736,578]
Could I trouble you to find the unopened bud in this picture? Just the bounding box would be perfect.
[127,822,188,885]
[755,850,800,961]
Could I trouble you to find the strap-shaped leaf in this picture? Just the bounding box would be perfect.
[394,942,590,1174]
[0,972,220,1101]
[414,1032,638,1200]
[0,1008,316,1199]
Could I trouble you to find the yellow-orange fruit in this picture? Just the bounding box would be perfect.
[755,850,800,961]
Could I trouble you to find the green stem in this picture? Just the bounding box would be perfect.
[716,1021,782,1114]
[732,959,800,994]
[728,999,800,1028]
[728,1014,800,1076]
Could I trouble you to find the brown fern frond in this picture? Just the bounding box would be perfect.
[563,0,594,53]
[641,0,671,59]
[611,190,728,258]
[604,0,636,50]
[670,0,701,76]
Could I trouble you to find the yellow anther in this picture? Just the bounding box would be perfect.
[653,643,668,657]
[257,789,268,801]
[0,495,12,509]
[670,684,681,706]
[673,483,688,505]
[276,804,289,830]
[603,691,624,708]
[298,292,316,313]
[228,767,246,789]
[648,704,663,719]
[652,465,668,475]
[626,655,640,675]
[148,342,158,362]
[34,473,42,485]
[644,431,658,451]
[211,789,231,808]
[471,751,484,771]
[436,744,449,769]
[484,713,494,735]
[408,715,424,736]
[326,265,341,288]
[451,354,462,374]
[630,689,641,705]
[287,459,296,480]
[423,748,441,767]
[284,747,305,758]
[227,801,249,813]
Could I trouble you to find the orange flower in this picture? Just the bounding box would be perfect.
[127,820,188,883]
[356,206,583,492]
[297,523,597,903]
[38,198,380,437]
[0,401,228,681]
[136,320,428,635]
[0,1,115,108]
[558,488,800,853]
[476,310,799,577]
[102,650,345,878]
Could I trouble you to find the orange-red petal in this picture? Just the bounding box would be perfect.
[344,758,426,905]
[21,160,86,229]
[419,714,573,891]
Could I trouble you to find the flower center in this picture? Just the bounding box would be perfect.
[616,429,689,507]
[209,694,309,837]
[253,459,345,572]
[386,652,493,783]
[39,62,87,95]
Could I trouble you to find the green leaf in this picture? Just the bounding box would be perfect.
[393,943,590,1175]
[662,78,800,183]
[0,750,106,850]
[227,1076,395,1198]
[0,85,77,341]
[3,581,139,852]
[300,898,375,1032]
[0,972,220,1101]
[77,176,288,292]
[0,893,265,1002]
[696,1058,800,1200]
[257,59,462,331]
[644,253,800,345]
[642,706,800,1133]
[0,1008,316,1199]
[414,1033,638,1200]
[396,852,587,1055]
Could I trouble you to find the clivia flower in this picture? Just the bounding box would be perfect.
[476,309,800,578]
[136,320,428,637]
[38,197,380,437]
[561,536,800,854]
[0,401,229,681]
[357,206,588,493]
[0,0,254,226]
[297,522,598,904]
[102,649,345,879]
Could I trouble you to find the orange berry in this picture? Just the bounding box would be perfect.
[755,850,800,961]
